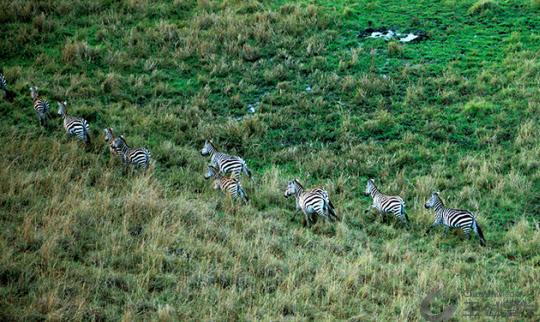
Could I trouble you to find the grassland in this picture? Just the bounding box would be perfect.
[1,0,539,320]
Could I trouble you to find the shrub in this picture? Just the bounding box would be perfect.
[387,42,403,57]
[62,40,100,64]
[468,0,498,15]
[462,98,496,117]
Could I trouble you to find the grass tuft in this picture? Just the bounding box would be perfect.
[468,0,499,15]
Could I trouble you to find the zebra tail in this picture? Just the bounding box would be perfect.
[243,162,252,179]
[401,204,410,222]
[327,200,340,221]
[239,186,249,203]
[473,220,486,247]
[84,131,91,145]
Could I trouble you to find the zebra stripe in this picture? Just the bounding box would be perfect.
[200,140,252,179]
[0,74,7,91]
[364,178,408,225]
[57,101,90,145]
[29,86,49,126]
[205,165,248,203]
[0,74,15,101]
[111,135,151,170]
[424,192,486,246]
[284,179,339,227]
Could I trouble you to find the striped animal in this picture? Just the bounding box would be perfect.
[0,73,15,101]
[200,140,252,179]
[205,165,248,203]
[364,178,408,225]
[104,128,121,156]
[424,192,486,246]
[57,101,90,145]
[284,179,339,227]
[29,86,49,126]
[111,135,151,170]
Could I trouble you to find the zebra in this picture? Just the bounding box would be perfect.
[284,179,339,227]
[424,192,486,246]
[0,73,16,101]
[205,165,248,203]
[200,140,252,179]
[57,101,91,145]
[104,127,121,156]
[364,178,408,225]
[111,135,151,170]
[29,86,49,126]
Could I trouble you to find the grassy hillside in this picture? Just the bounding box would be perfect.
[1,0,539,320]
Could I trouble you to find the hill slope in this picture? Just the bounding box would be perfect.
[1,0,539,320]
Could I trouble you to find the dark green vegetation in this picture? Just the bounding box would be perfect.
[1,0,539,320]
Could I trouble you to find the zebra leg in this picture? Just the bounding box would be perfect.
[401,216,410,227]
[426,222,440,235]
[302,212,310,227]
[311,213,318,226]
[444,226,449,236]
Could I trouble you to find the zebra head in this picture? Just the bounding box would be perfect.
[204,165,219,179]
[104,128,114,143]
[200,140,215,156]
[425,192,442,209]
[364,178,376,196]
[29,86,38,100]
[284,179,302,198]
[57,101,67,116]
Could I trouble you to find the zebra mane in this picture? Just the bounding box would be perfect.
[294,179,304,189]
[433,192,444,205]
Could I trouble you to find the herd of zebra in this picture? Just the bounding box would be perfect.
[0,73,486,247]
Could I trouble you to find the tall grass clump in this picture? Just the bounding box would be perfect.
[468,0,499,15]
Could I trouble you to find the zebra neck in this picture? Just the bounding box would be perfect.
[295,186,304,199]
[370,187,381,198]
[433,201,444,212]
[120,144,130,154]
[208,144,218,156]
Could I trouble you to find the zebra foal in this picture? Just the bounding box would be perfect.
[205,165,248,203]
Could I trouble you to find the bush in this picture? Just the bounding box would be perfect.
[387,41,403,57]
[468,0,498,15]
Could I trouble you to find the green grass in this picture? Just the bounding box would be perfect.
[1,0,540,320]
